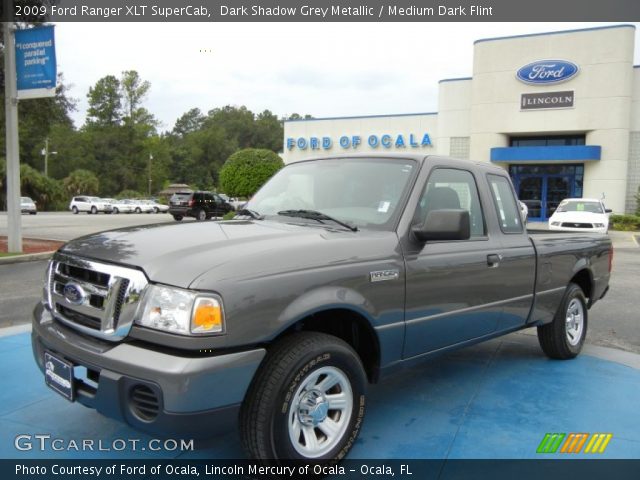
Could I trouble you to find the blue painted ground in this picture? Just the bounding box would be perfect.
[1,331,639,459]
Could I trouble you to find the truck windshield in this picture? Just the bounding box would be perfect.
[246,158,417,230]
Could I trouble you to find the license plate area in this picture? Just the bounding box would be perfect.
[44,351,75,402]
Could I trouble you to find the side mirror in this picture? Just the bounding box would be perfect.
[412,209,471,242]
[605,209,613,214]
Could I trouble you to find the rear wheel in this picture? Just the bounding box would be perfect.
[537,283,588,359]
[195,209,207,221]
[113,207,119,214]
[135,207,142,214]
[72,206,79,214]
[173,215,183,221]
[240,332,366,463]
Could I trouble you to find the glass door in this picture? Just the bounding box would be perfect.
[516,176,543,220]
[545,176,573,217]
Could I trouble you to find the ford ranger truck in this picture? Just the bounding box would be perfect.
[32,154,612,463]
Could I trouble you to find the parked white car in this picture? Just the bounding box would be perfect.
[69,196,113,214]
[111,199,135,214]
[548,198,612,233]
[142,199,169,213]
[125,199,154,214]
[20,196,37,215]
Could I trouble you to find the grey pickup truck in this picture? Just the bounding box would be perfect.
[32,154,612,463]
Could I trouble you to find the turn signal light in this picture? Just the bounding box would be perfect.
[192,298,223,333]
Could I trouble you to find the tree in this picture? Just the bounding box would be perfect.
[172,108,205,137]
[120,70,151,123]
[86,75,121,126]
[19,163,65,211]
[219,149,283,197]
[63,169,99,196]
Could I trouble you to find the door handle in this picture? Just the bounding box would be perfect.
[487,254,502,267]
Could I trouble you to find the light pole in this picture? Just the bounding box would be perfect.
[41,137,57,177]
[147,153,153,197]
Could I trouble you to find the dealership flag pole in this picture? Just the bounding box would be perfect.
[3,22,22,253]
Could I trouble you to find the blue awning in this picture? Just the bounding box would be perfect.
[490,145,601,162]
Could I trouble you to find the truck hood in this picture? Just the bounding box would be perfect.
[59,220,390,288]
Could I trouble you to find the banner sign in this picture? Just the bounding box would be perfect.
[14,25,57,99]
[521,91,574,110]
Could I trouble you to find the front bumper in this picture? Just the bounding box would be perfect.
[31,303,265,437]
[548,223,607,234]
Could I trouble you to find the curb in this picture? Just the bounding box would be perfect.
[0,251,54,265]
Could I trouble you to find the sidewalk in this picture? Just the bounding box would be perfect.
[1,325,638,459]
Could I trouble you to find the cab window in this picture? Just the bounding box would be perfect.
[416,168,485,237]
[488,174,523,233]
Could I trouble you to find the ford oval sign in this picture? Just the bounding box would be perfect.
[517,60,579,85]
[63,283,86,305]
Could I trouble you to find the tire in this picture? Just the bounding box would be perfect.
[135,207,141,214]
[195,209,207,221]
[113,208,119,214]
[30,212,36,215]
[173,215,183,221]
[537,283,588,359]
[72,206,78,214]
[91,206,98,214]
[154,207,159,214]
[240,332,366,463]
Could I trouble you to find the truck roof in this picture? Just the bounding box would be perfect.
[288,153,507,174]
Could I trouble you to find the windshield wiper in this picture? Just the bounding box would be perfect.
[277,209,358,232]
[236,208,264,220]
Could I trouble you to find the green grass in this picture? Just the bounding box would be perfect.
[0,252,21,257]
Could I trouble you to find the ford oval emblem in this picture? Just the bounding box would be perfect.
[517,60,579,85]
[63,283,86,305]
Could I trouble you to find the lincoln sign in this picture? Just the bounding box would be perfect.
[521,91,574,110]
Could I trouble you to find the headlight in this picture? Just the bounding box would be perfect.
[136,284,224,335]
[593,223,605,228]
[550,221,561,226]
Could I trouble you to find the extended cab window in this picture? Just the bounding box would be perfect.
[416,168,485,237]
[488,174,523,233]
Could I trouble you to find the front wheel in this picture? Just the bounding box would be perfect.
[72,206,79,214]
[537,283,588,359]
[90,206,98,214]
[240,332,366,463]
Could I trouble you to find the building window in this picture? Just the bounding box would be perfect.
[509,135,586,147]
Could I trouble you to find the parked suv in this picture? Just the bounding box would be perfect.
[168,191,233,221]
[69,196,113,214]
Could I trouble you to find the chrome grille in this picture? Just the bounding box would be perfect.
[47,253,148,341]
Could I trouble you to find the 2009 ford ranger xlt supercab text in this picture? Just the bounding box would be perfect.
[32,154,612,463]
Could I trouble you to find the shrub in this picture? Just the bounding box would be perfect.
[116,189,144,199]
[222,211,236,221]
[219,148,283,198]
[609,214,640,231]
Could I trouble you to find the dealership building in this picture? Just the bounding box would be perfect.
[283,24,640,219]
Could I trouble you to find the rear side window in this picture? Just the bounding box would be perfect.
[488,174,523,233]
[416,168,485,237]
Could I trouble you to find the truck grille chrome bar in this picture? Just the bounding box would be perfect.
[46,253,148,341]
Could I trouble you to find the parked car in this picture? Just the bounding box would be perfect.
[124,199,154,214]
[142,199,169,214]
[33,154,612,464]
[69,196,112,214]
[111,200,135,214]
[20,196,37,215]
[168,191,234,221]
[548,198,612,233]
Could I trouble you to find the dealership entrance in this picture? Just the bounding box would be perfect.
[509,165,584,220]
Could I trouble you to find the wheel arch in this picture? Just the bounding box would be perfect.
[569,268,594,306]
[273,294,381,384]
